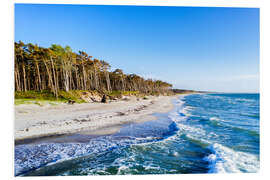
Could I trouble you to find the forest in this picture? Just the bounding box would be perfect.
[14,41,173,99]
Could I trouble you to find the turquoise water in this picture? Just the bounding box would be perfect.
[15,93,260,176]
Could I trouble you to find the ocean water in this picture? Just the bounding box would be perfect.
[15,93,260,176]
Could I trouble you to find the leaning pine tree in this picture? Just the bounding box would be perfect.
[14,41,173,96]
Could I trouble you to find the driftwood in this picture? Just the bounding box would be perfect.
[68,100,76,104]
[101,94,107,103]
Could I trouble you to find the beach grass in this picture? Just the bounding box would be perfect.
[14,90,143,105]
[14,99,66,106]
[15,90,87,105]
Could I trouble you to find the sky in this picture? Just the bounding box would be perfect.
[15,4,260,93]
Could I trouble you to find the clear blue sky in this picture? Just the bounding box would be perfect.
[15,4,260,93]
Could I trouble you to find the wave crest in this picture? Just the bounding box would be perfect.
[204,143,259,173]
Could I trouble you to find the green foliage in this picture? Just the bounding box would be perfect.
[58,90,86,103]
[14,99,64,106]
[172,89,197,94]
[15,90,143,105]
[15,90,87,105]
[14,41,173,97]
[15,90,58,100]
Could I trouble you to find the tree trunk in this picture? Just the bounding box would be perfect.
[50,56,58,98]
[105,71,111,92]
[22,61,27,91]
[82,64,86,90]
[34,59,41,91]
[14,61,21,91]
[75,67,79,90]
[44,59,55,94]
[93,65,99,90]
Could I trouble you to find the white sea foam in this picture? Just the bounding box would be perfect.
[172,151,179,156]
[209,117,227,124]
[177,124,206,137]
[235,98,254,103]
[173,95,260,174]
[168,98,187,123]
[209,117,220,121]
[179,106,194,117]
[167,96,215,143]
[14,135,156,176]
[204,143,259,173]
[16,94,259,175]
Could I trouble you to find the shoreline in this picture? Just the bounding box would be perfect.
[15,95,181,143]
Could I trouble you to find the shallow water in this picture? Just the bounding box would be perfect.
[15,93,260,176]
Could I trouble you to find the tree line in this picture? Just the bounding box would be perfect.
[14,41,173,98]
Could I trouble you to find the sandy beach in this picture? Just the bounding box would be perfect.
[15,95,178,142]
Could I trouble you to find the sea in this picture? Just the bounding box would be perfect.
[15,93,260,176]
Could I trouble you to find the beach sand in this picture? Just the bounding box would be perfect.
[15,95,178,141]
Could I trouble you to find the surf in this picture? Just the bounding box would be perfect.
[15,93,260,175]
